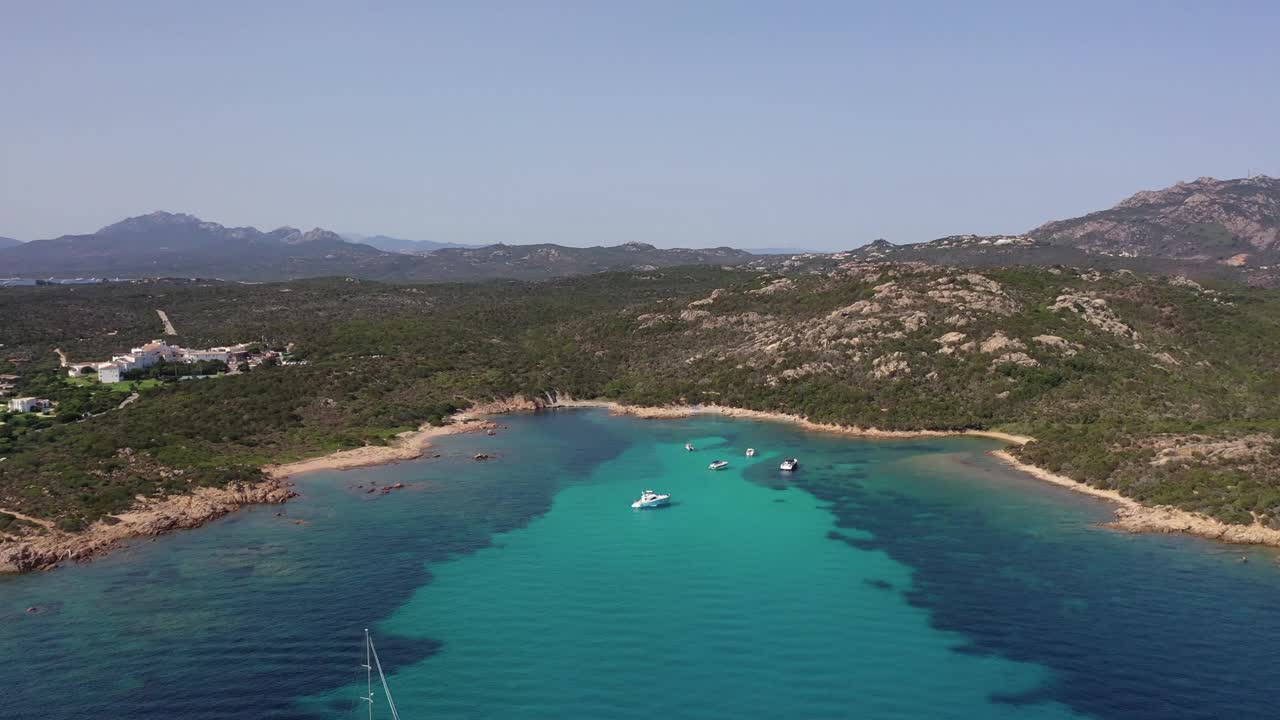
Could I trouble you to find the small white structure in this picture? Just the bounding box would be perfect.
[181,348,230,363]
[128,340,178,368]
[97,363,123,384]
[7,397,50,413]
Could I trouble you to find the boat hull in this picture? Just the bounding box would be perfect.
[631,498,670,509]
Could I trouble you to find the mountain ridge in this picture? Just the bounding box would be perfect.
[0,211,757,282]
[339,233,478,254]
[781,176,1280,286]
[4,176,1278,285]
[1028,175,1280,264]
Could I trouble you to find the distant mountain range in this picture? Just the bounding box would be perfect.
[0,212,756,282]
[403,242,754,282]
[0,236,22,249]
[0,213,397,281]
[338,233,478,254]
[2,176,1276,284]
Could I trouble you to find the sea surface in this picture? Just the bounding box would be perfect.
[3,409,1279,719]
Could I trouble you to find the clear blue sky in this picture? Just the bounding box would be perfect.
[2,1,1277,249]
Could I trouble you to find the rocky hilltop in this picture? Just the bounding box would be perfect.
[748,177,1280,287]
[605,261,1280,535]
[1030,176,1280,267]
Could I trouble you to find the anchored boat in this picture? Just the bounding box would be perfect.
[745,448,756,457]
[780,458,799,471]
[708,460,729,470]
[631,489,671,509]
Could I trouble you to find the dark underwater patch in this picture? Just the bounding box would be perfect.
[2,412,632,720]
[797,459,1280,720]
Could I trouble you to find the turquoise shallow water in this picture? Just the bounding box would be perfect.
[3,409,1280,719]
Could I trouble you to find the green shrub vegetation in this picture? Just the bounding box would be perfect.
[0,266,1278,531]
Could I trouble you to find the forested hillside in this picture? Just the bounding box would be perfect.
[1,263,1279,535]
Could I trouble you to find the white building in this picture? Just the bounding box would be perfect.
[181,348,231,363]
[97,363,123,384]
[7,397,50,413]
[74,339,249,387]
[128,340,178,369]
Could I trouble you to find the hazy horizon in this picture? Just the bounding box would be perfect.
[2,2,1277,249]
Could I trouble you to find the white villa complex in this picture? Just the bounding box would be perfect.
[71,339,254,383]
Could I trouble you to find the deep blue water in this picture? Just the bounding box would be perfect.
[2,409,1278,719]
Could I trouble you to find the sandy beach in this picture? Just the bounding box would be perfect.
[548,398,1280,550]
[264,414,497,479]
[6,394,1278,574]
[560,399,1034,445]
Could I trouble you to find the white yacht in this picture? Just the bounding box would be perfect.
[708,460,729,470]
[745,448,756,457]
[631,489,671,509]
[685,443,695,452]
[780,458,799,471]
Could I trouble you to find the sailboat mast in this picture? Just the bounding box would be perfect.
[368,633,403,720]
[362,628,374,720]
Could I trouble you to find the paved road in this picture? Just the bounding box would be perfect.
[156,309,177,335]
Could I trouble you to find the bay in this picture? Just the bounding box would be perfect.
[3,409,1278,719]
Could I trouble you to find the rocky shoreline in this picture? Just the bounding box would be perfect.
[0,479,297,573]
[6,394,1277,574]
[0,407,507,574]
[989,450,1280,548]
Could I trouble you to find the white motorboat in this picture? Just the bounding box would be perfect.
[745,448,756,457]
[631,489,671,509]
[780,458,799,471]
[685,443,695,452]
[708,460,729,470]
